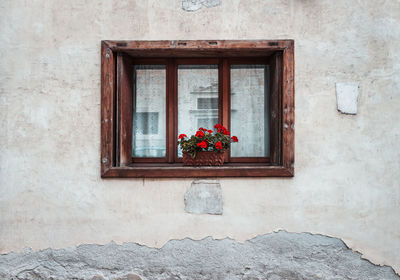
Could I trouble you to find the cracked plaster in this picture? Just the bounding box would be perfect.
[1,231,399,280]
[182,0,220,12]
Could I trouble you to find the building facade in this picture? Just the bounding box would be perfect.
[0,0,399,279]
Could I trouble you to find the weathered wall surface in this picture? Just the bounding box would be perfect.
[0,0,399,276]
[1,232,399,280]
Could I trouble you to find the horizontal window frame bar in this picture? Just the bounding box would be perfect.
[132,58,169,64]
[229,157,270,163]
[102,165,293,178]
[132,157,168,163]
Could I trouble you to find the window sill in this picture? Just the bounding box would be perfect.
[101,163,294,178]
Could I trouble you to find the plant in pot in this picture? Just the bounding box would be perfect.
[178,124,239,166]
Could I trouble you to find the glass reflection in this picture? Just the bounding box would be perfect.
[230,64,270,157]
[132,65,166,157]
[177,65,219,157]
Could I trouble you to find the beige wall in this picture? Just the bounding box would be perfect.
[1,0,399,273]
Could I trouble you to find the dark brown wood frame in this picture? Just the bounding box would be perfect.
[101,40,294,178]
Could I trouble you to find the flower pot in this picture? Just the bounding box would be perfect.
[182,151,225,166]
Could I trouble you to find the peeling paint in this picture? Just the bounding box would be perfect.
[0,231,398,279]
[182,0,220,12]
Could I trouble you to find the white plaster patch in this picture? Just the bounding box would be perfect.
[185,180,222,214]
[26,103,50,129]
[182,0,220,12]
[336,82,359,115]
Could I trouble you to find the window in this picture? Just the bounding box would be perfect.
[101,40,294,177]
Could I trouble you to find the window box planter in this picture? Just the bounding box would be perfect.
[182,151,225,166]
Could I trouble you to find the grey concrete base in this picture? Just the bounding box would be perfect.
[0,231,398,280]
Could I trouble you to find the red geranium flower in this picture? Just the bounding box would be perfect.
[217,126,229,135]
[178,134,187,139]
[195,130,204,138]
[197,140,208,149]
[207,130,213,133]
[215,141,223,150]
[216,125,228,134]
[199,127,207,131]
[231,136,238,142]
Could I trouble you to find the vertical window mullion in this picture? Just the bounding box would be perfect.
[269,53,283,165]
[167,58,175,163]
[117,53,133,167]
[221,58,230,163]
[173,59,179,163]
[218,59,223,130]
[173,59,178,163]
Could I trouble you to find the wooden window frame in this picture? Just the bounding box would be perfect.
[101,40,294,178]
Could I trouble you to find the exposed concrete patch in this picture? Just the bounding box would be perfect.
[182,0,220,12]
[336,82,360,114]
[185,179,223,215]
[0,231,398,280]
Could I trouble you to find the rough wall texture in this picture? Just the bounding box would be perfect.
[1,231,399,280]
[0,0,400,276]
[182,0,220,12]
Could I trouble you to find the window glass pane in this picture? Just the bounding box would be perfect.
[132,65,166,157]
[230,64,270,157]
[197,97,218,109]
[177,65,218,157]
[135,112,159,135]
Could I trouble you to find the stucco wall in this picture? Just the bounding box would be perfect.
[1,0,399,274]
